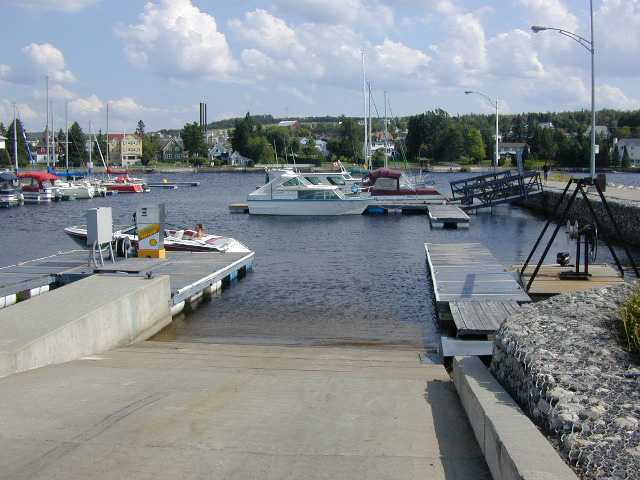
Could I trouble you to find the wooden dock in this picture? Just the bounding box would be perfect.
[518,263,626,300]
[427,204,470,228]
[425,242,529,357]
[0,249,254,314]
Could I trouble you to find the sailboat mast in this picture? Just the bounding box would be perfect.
[384,91,388,169]
[88,120,92,168]
[65,102,69,171]
[361,51,368,167]
[13,102,18,174]
[46,76,49,167]
[51,101,55,168]
[368,81,372,169]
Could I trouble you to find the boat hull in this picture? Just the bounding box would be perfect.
[247,199,369,215]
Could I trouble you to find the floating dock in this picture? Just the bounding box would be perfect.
[0,249,254,316]
[427,204,470,228]
[148,181,200,187]
[425,242,530,357]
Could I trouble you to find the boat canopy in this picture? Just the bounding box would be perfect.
[362,168,441,196]
[0,173,19,182]
[16,171,59,187]
[48,166,89,178]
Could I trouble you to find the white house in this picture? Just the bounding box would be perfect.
[300,137,329,157]
[615,138,640,166]
[208,142,227,160]
[227,151,252,166]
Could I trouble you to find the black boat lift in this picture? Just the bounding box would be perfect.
[450,170,544,210]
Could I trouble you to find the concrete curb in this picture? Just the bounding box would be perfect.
[453,356,578,480]
[0,274,171,378]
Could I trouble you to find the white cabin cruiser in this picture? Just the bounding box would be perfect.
[267,166,362,194]
[248,171,370,215]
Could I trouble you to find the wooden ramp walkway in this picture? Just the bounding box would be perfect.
[425,243,529,357]
[427,204,470,228]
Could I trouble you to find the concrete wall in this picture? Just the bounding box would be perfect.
[516,189,640,248]
[453,356,578,480]
[0,274,171,378]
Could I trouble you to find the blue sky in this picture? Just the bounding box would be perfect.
[1,0,639,134]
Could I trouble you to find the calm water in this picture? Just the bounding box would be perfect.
[1,171,637,351]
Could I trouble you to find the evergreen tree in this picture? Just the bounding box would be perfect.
[136,120,145,136]
[181,122,208,158]
[231,112,253,156]
[622,146,631,168]
[5,120,31,167]
[67,122,86,167]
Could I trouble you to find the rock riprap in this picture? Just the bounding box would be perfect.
[490,282,640,479]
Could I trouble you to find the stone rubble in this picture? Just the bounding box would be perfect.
[490,282,640,479]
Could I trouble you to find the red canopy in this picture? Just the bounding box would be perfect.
[16,172,59,187]
[107,166,128,175]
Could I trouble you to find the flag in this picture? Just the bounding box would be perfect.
[333,160,341,166]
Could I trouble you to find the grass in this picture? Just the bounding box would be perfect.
[617,285,640,356]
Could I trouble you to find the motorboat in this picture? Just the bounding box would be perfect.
[361,168,448,205]
[47,167,95,199]
[248,171,370,215]
[100,175,147,193]
[0,172,23,207]
[16,171,59,202]
[267,165,362,194]
[64,224,251,254]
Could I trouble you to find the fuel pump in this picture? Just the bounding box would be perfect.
[135,203,166,258]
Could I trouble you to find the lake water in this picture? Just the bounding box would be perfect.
[1,171,637,351]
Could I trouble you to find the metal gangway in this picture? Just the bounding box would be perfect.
[449,170,544,210]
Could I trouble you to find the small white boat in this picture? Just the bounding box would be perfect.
[64,224,251,254]
[0,173,23,207]
[55,179,96,199]
[267,166,362,194]
[248,171,370,215]
[16,172,58,202]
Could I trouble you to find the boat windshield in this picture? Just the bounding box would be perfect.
[398,173,414,189]
[326,176,346,185]
[298,190,341,200]
[304,176,322,185]
[372,177,398,190]
[281,177,304,187]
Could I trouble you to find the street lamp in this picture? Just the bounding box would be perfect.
[465,90,499,172]
[531,0,595,178]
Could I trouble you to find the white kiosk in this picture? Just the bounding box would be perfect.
[136,203,166,258]
[86,207,114,266]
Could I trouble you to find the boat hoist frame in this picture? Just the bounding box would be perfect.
[520,176,639,293]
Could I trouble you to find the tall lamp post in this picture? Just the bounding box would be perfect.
[531,0,595,179]
[465,90,499,172]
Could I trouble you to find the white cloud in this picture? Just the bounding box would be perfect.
[68,94,104,118]
[0,0,101,13]
[487,29,544,79]
[114,0,239,82]
[0,99,39,127]
[278,84,313,104]
[269,0,394,29]
[598,84,640,110]
[374,39,430,74]
[516,0,579,33]
[0,43,75,86]
[31,83,77,101]
[598,0,640,76]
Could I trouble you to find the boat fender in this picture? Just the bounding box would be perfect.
[351,183,360,194]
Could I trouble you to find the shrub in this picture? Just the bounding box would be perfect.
[617,285,640,355]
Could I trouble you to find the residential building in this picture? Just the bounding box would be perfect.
[208,142,227,160]
[157,138,186,163]
[615,138,640,166]
[108,133,142,166]
[278,120,300,128]
[227,151,252,166]
[585,125,611,137]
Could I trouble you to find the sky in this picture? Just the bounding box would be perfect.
[1,0,639,135]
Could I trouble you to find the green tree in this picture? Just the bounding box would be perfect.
[461,125,485,163]
[246,136,273,163]
[622,146,631,168]
[67,122,86,167]
[302,138,318,157]
[92,129,107,164]
[231,112,253,156]
[181,122,208,158]
[142,133,161,165]
[136,120,145,136]
[5,119,31,167]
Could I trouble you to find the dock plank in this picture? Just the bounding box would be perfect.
[425,243,530,303]
[449,300,520,336]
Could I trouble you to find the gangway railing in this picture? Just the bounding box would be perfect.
[450,170,543,210]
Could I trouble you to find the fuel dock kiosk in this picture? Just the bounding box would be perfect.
[136,203,166,258]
